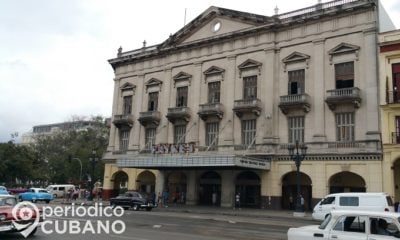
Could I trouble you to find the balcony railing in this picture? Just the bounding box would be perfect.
[198,103,224,120]
[233,99,262,117]
[166,107,191,123]
[279,94,311,114]
[325,87,361,110]
[138,111,161,126]
[113,114,134,128]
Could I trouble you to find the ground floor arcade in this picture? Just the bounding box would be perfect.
[102,157,388,210]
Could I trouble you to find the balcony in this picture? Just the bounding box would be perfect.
[279,94,311,114]
[166,107,191,123]
[325,87,361,110]
[138,111,161,127]
[198,103,224,121]
[232,99,262,118]
[113,114,134,128]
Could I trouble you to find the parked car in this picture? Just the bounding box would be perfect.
[46,184,75,198]
[288,210,400,240]
[0,186,9,195]
[18,188,53,203]
[312,192,394,221]
[0,195,41,237]
[7,188,28,195]
[110,191,154,211]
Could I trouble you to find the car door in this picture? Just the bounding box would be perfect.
[368,217,400,240]
[329,215,368,240]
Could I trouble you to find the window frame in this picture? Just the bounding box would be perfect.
[176,86,188,107]
[336,112,355,142]
[243,75,257,100]
[205,122,219,148]
[119,129,130,151]
[288,116,305,143]
[122,95,133,115]
[335,62,354,89]
[208,81,221,104]
[242,119,256,146]
[148,92,159,111]
[288,69,305,95]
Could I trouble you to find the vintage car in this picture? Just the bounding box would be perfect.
[110,191,154,211]
[18,188,53,203]
[0,186,9,195]
[0,195,41,237]
[288,210,400,240]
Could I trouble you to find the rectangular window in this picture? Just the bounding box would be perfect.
[206,122,219,148]
[176,87,188,107]
[174,125,186,144]
[336,112,355,141]
[393,63,400,102]
[148,92,158,111]
[288,70,305,95]
[119,129,130,150]
[145,128,156,149]
[242,119,256,146]
[288,116,305,143]
[208,82,221,103]
[339,197,359,206]
[243,76,257,100]
[335,62,354,89]
[122,96,132,114]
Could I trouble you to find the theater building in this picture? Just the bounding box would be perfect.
[102,0,395,209]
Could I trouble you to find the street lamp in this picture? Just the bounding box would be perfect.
[88,150,98,201]
[288,140,308,216]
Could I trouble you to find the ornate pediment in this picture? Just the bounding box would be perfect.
[158,7,272,48]
[282,52,310,71]
[238,59,262,77]
[145,78,163,93]
[173,71,192,87]
[120,82,136,91]
[203,66,225,83]
[328,43,360,64]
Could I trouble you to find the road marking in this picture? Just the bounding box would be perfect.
[153,224,162,228]
[108,234,149,240]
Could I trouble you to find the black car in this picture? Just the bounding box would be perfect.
[110,191,154,211]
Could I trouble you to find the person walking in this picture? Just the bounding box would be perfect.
[235,192,241,210]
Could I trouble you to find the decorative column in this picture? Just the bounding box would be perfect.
[220,171,235,207]
[186,171,198,205]
[312,39,326,141]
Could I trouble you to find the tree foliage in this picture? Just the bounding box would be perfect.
[0,116,109,187]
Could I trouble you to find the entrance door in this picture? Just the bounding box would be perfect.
[235,171,261,208]
[199,171,221,206]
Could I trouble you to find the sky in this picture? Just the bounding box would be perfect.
[0,0,399,143]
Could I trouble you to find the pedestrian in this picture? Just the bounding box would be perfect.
[235,192,241,209]
[212,192,217,206]
[163,190,169,208]
[300,195,305,211]
[157,192,163,207]
[289,195,293,210]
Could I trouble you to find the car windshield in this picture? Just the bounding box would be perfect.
[319,214,332,229]
[0,197,17,206]
[0,187,6,191]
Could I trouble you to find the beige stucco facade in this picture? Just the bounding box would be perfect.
[379,30,400,202]
[102,0,394,209]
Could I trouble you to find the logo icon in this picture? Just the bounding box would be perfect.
[11,201,40,238]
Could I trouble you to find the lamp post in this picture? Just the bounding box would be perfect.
[288,140,308,217]
[88,150,98,201]
[68,156,83,184]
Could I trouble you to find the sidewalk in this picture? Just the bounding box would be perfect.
[153,204,314,221]
[50,199,314,221]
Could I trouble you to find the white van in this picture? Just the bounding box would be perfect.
[46,184,75,198]
[312,192,394,221]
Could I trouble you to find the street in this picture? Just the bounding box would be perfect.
[0,205,317,240]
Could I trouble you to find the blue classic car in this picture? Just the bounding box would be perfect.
[0,186,9,195]
[19,188,53,203]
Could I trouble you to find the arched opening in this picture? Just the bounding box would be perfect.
[167,172,187,204]
[136,171,156,194]
[112,171,129,197]
[394,159,400,203]
[235,171,261,208]
[281,171,312,211]
[329,171,366,193]
[199,171,221,206]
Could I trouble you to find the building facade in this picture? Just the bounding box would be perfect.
[103,0,394,210]
[379,30,400,203]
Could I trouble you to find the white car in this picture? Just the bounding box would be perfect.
[288,210,400,240]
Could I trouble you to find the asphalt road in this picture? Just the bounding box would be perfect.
[0,207,317,240]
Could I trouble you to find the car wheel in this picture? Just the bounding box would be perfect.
[53,194,57,198]
[132,204,139,211]
[145,207,152,211]
[27,227,37,237]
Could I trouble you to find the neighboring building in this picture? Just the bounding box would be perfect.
[379,30,400,203]
[21,120,101,144]
[103,0,395,210]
